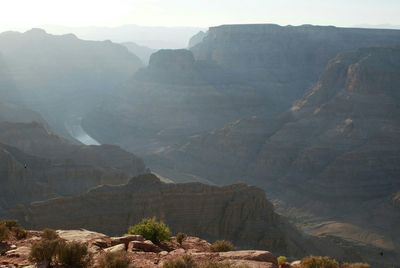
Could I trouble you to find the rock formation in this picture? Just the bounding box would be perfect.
[156,47,400,262]
[82,24,400,161]
[13,174,293,254]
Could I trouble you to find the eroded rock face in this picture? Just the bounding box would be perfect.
[157,47,400,264]
[13,174,295,255]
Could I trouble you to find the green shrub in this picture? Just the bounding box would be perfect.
[99,251,131,268]
[41,229,59,240]
[341,263,370,268]
[209,240,235,252]
[29,238,61,266]
[278,256,287,266]
[300,256,339,268]
[176,233,187,245]
[128,218,171,244]
[57,241,89,268]
[163,255,197,268]
[0,223,9,241]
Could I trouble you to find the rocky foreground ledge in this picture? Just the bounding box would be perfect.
[0,229,289,268]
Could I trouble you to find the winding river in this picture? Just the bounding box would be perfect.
[64,116,100,146]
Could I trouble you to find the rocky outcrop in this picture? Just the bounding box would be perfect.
[13,174,294,254]
[0,229,279,268]
[135,49,201,84]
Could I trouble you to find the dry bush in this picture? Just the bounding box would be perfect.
[209,240,235,252]
[99,251,131,268]
[300,256,339,268]
[57,241,89,268]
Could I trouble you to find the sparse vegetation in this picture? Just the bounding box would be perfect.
[128,217,171,244]
[57,241,89,268]
[0,220,27,240]
[41,228,59,240]
[300,256,339,268]
[176,232,187,245]
[99,251,131,268]
[209,240,235,252]
[13,226,28,240]
[163,255,197,268]
[29,238,61,267]
[341,263,370,268]
[0,223,9,241]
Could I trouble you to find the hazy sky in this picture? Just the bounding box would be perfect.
[1,0,399,31]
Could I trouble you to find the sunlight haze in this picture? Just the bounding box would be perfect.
[1,0,399,32]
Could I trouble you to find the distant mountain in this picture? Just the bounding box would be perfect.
[42,24,205,49]
[0,28,143,137]
[82,24,400,163]
[122,42,157,65]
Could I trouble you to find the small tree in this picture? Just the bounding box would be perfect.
[209,240,235,252]
[128,218,171,244]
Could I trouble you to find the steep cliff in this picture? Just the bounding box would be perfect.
[192,24,400,92]
[156,47,400,257]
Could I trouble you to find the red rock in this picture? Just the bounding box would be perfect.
[128,240,162,253]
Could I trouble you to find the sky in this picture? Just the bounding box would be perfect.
[0,0,399,32]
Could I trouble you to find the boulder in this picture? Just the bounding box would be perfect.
[57,229,107,243]
[111,235,145,247]
[128,240,162,253]
[218,250,277,264]
[104,244,126,253]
